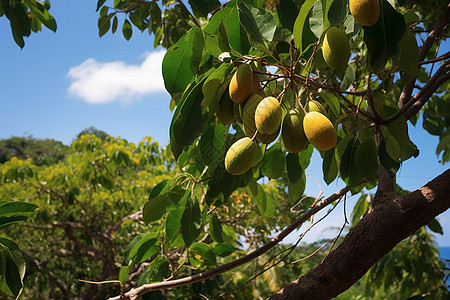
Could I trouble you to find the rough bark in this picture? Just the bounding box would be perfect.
[270,168,450,299]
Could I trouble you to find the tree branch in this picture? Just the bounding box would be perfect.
[269,168,450,299]
[108,184,360,300]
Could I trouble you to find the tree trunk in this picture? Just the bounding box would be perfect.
[270,168,450,299]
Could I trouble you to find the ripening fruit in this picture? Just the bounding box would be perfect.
[306,100,327,116]
[350,0,380,26]
[229,64,253,104]
[303,111,337,151]
[225,137,257,175]
[217,88,235,125]
[322,27,351,70]
[256,126,280,144]
[255,96,282,135]
[282,109,308,153]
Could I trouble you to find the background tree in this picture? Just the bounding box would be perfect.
[0,133,176,299]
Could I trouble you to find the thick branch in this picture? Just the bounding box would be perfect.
[108,184,357,300]
[270,168,450,299]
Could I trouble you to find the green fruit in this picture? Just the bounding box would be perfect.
[255,96,282,134]
[282,109,308,153]
[303,111,337,151]
[257,125,280,144]
[322,27,351,70]
[243,94,264,138]
[229,64,253,104]
[225,137,257,175]
[306,100,327,116]
[350,0,380,26]
[217,88,235,125]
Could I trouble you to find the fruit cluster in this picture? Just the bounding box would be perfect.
[221,0,380,175]
[221,64,337,175]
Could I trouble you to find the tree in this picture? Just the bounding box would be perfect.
[0,134,177,299]
[92,0,450,299]
[0,136,69,166]
[2,0,450,299]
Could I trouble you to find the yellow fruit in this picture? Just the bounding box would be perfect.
[225,137,257,175]
[282,109,308,153]
[217,88,235,125]
[303,111,337,151]
[322,27,351,70]
[306,100,327,116]
[229,64,253,104]
[255,96,282,134]
[350,0,380,26]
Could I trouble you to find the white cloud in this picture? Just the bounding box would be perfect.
[67,50,166,104]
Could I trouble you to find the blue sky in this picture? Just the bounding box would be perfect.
[0,0,449,247]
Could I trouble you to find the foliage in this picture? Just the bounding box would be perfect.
[0,0,56,48]
[0,134,176,299]
[0,136,69,166]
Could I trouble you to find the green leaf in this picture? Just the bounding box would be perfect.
[118,266,130,284]
[112,15,118,33]
[340,64,355,91]
[397,28,419,77]
[170,77,209,150]
[286,153,302,183]
[143,186,186,223]
[250,6,276,42]
[0,245,25,298]
[378,136,400,176]
[354,136,379,181]
[363,0,406,73]
[0,201,38,228]
[293,0,318,54]
[199,121,228,167]
[261,143,285,179]
[427,218,443,235]
[338,137,362,186]
[328,0,348,27]
[125,233,159,264]
[288,174,306,203]
[276,0,300,32]
[162,26,205,95]
[202,63,235,112]
[188,0,220,18]
[204,0,250,54]
[137,256,169,285]
[309,0,323,38]
[323,148,338,184]
[209,214,224,243]
[27,2,57,32]
[247,182,275,218]
[164,189,189,244]
[4,2,31,48]
[237,2,269,54]
[189,242,217,267]
[122,19,132,40]
[384,131,401,162]
[96,0,107,11]
[387,116,418,162]
[181,195,202,246]
[211,242,235,257]
[205,163,244,205]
